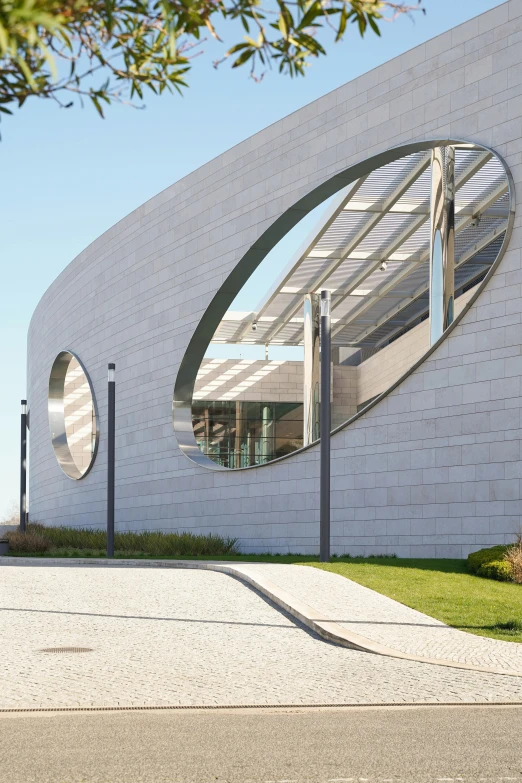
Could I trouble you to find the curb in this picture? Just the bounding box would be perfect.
[1,702,522,714]
[3,556,522,679]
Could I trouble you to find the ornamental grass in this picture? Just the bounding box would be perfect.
[504,532,522,585]
[7,523,239,557]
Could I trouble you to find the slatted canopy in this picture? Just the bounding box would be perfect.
[211,145,509,349]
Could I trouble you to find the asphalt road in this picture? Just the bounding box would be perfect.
[1,706,521,783]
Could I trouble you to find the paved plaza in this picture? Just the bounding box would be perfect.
[0,563,522,709]
[242,563,522,673]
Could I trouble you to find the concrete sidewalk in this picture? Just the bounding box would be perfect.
[1,562,522,709]
[240,562,522,675]
[3,556,522,677]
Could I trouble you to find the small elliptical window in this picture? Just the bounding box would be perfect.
[48,351,99,479]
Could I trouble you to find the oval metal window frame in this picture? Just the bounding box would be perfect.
[173,138,515,471]
[48,350,100,480]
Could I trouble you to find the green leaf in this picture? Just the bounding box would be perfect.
[368,14,381,36]
[298,1,321,30]
[336,6,348,41]
[232,48,254,67]
[227,42,249,54]
[91,95,105,119]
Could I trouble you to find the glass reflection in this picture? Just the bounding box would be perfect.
[189,142,510,469]
[63,357,96,474]
[430,229,444,344]
[192,401,303,467]
[48,351,98,479]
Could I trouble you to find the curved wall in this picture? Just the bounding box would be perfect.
[28,0,522,556]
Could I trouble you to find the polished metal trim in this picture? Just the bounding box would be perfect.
[303,293,320,447]
[429,146,455,345]
[173,139,515,471]
[48,350,100,480]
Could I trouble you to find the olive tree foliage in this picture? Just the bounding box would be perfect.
[0,0,423,119]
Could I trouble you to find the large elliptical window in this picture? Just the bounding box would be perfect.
[175,140,513,470]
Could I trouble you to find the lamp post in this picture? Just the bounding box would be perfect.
[320,290,331,562]
[20,399,27,533]
[107,364,115,558]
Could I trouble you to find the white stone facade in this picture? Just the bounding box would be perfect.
[27,0,522,556]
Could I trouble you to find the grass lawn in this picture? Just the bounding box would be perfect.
[306,558,522,644]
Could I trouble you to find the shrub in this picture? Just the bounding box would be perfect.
[505,533,522,585]
[467,545,509,574]
[6,530,51,553]
[477,559,513,582]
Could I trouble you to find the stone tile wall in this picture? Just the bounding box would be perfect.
[27,0,522,556]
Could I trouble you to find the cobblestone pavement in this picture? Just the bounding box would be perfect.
[242,564,522,672]
[0,564,522,709]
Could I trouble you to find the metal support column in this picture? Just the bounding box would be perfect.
[320,290,331,563]
[20,399,27,533]
[107,363,115,558]
[429,145,455,345]
[303,293,320,446]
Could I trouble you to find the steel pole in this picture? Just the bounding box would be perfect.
[107,364,115,558]
[320,290,331,562]
[20,399,27,533]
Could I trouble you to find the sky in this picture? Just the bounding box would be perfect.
[0,0,504,519]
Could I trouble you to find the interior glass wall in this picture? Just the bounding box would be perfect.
[192,401,303,467]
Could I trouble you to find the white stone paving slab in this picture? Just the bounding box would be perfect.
[1,564,522,709]
[242,563,522,673]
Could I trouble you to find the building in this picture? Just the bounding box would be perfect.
[28,0,522,556]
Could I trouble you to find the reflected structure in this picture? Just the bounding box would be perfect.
[303,293,320,446]
[192,401,303,467]
[48,351,99,479]
[191,142,511,468]
[430,145,455,344]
